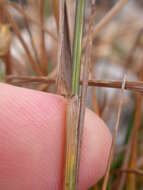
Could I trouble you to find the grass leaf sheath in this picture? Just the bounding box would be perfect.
[64,0,85,189]
[72,0,85,95]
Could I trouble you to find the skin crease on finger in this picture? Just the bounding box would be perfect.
[0,83,112,190]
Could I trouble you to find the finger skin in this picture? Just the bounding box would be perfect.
[0,83,112,190]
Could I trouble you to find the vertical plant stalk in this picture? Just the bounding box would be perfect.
[52,0,59,29]
[76,0,96,185]
[83,0,128,49]
[126,94,142,190]
[72,0,85,95]
[117,137,132,190]
[64,0,85,189]
[64,96,80,190]
[39,0,47,75]
[118,29,143,190]
[126,31,143,190]
[65,0,75,50]
[56,0,72,95]
[76,55,89,178]
[0,2,12,76]
[18,0,41,68]
[88,0,100,116]
[4,6,42,75]
[126,64,143,190]
[56,0,64,94]
[102,76,126,190]
[8,1,57,41]
[4,50,11,76]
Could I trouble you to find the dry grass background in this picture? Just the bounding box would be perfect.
[0,0,143,189]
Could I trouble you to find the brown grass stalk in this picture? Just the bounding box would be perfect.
[118,29,143,190]
[3,50,11,76]
[117,168,143,176]
[83,0,128,49]
[88,0,99,116]
[0,2,12,76]
[8,1,57,41]
[117,94,142,190]
[102,76,126,190]
[56,0,72,95]
[76,9,95,187]
[63,96,80,189]
[56,0,65,94]
[4,6,42,75]
[126,95,142,190]
[65,0,75,50]
[39,0,47,75]
[6,75,143,94]
[125,28,143,68]
[18,0,41,67]
[51,0,59,29]
[1,1,143,189]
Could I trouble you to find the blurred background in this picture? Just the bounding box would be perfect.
[0,0,143,189]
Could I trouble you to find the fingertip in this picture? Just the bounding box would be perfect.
[78,109,112,190]
[0,83,67,189]
[0,83,112,190]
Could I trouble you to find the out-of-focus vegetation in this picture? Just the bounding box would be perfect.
[0,0,143,189]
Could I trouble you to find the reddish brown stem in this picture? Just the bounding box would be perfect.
[39,0,47,75]
[4,7,42,75]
